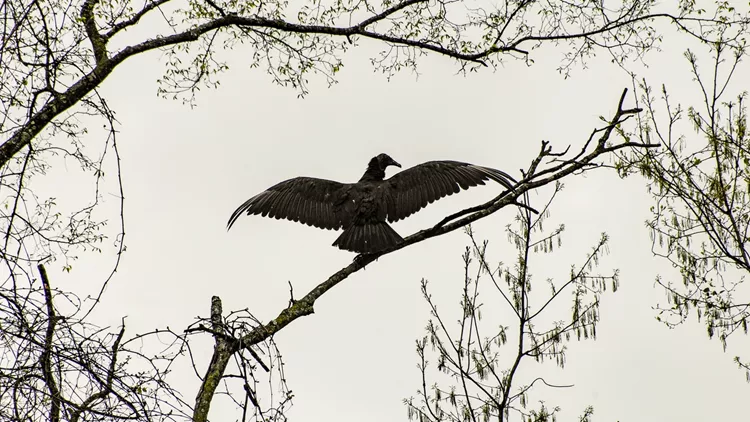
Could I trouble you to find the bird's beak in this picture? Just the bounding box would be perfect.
[391,160,402,168]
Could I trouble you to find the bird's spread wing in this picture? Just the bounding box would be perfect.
[384,161,516,222]
[227,177,346,230]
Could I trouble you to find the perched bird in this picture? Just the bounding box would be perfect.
[228,153,520,253]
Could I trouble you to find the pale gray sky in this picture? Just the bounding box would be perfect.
[41,18,750,422]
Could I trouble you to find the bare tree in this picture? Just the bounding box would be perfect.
[405,187,613,422]
[617,36,750,378]
[0,264,191,421]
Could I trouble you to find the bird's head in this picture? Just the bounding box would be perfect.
[360,153,402,182]
[375,153,401,170]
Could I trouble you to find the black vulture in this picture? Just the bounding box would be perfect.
[227,153,520,253]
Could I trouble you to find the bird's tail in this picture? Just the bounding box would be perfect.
[333,222,404,253]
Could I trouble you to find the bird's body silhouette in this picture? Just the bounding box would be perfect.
[227,153,517,253]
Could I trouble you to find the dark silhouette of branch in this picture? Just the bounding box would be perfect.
[0,266,192,421]
[80,0,107,64]
[39,264,62,422]
[69,322,128,422]
[193,296,234,422]
[190,296,289,421]
[104,0,173,39]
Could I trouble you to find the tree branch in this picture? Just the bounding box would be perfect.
[69,321,132,422]
[38,264,62,422]
[1,3,705,169]
[193,296,234,422]
[80,0,108,64]
[104,0,173,39]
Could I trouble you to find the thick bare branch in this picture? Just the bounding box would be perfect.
[193,296,234,422]
[39,264,62,422]
[80,0,107,64]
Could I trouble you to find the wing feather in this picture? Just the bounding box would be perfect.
[253,194,272,217]
[300,194,312,226]
[266,191,285,219]
[442,168,464,192]
[450,167,475,190]
[323,202,333,229]
[275,194,291,219]
[227,177,346,230]
[424,174,438,204]
[313,201,323,228]
[412,176,424,216]
[384,161,516,223]
[288,193,302,222]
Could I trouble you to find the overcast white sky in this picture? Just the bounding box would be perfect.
[37,12,750,422]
